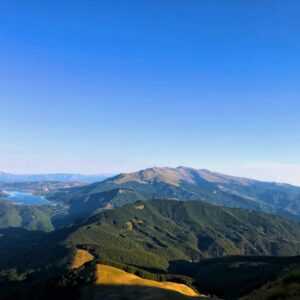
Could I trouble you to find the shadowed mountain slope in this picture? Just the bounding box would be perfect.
[242,264,300,300]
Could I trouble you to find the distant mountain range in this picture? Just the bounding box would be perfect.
[0,181,86,194]
[49,166,300,223]
[0,172,112,183]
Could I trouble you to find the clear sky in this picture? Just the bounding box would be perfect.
[0,1,300,185]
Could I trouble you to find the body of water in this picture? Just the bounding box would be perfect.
[2,190,53,205]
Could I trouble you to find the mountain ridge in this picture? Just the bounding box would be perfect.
[49,166,300,222]
[105,166,297,187]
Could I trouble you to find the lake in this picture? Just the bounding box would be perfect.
[2,190,54,205]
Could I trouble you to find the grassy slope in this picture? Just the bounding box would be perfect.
[94,264,199,297]
[71,249,94,269]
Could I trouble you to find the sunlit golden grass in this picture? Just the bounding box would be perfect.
[135,204,145,209]
[95,264,201,297]
[126,221,133,230]
[71,249,94,269]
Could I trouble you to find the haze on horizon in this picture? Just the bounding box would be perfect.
[0,1,299,185]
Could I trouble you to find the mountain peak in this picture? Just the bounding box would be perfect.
[107,166,256,187]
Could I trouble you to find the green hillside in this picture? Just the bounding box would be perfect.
[0,202,55,231]
[1,199,300,299]
[65,200,300,271]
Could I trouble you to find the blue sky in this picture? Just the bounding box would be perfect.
[0,1,300,184]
